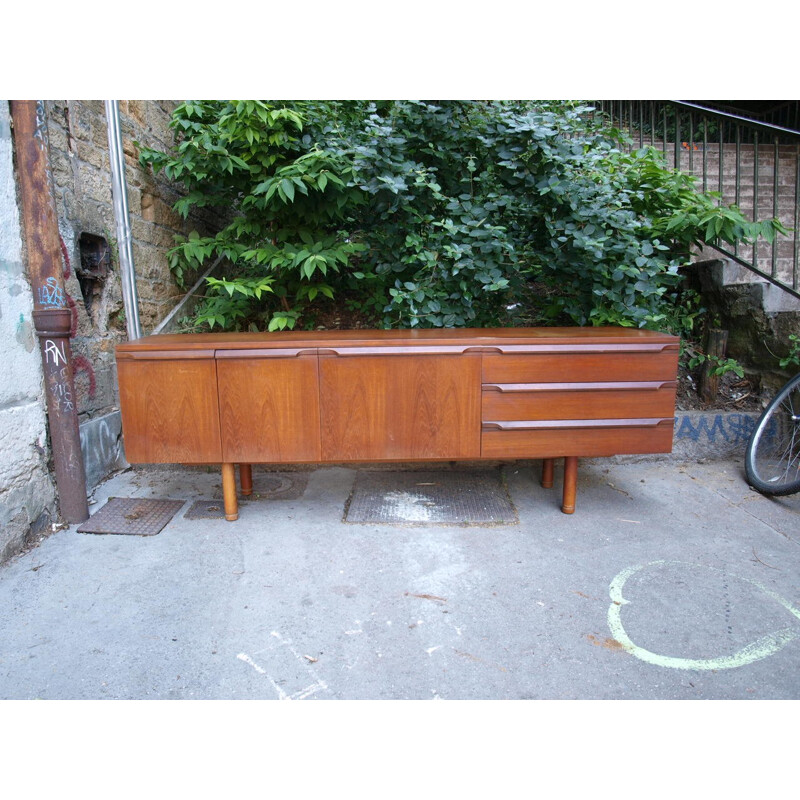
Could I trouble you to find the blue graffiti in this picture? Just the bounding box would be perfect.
[675,414,762,445]
[37,277,67,308]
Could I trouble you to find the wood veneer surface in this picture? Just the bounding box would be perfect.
[117,358,222,463]
[217,355,321,463]
[319,354,481,461]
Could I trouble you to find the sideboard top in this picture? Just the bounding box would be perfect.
[117,327,680,354]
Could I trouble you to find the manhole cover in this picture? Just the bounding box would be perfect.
[77,497,185,536]
[344,470,517,525]
[216,472,309,502]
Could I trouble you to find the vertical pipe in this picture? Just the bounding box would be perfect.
[688,113,694,173]
[105,100,142,341]
[674,108,680,172]
[10,100,89,524]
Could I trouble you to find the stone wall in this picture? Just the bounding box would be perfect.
[0,102,57,563]
[0,100,226,564]
[44,100,224,424]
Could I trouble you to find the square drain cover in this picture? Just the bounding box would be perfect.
[345,470,517,525]
[77,497,185,536]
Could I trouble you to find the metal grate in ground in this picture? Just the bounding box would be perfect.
[77,497,186,536]
[243,472,309,501]
[344,469,517,525]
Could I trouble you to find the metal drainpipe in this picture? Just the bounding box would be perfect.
[10,100,89,524]
[104,100,142,340]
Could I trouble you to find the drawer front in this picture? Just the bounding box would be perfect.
[482,351,679,383]
[482,382,677,421]
[481,419,675,458]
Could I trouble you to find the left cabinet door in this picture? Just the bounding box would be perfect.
[117,353,222,463]
[216,351,321,463]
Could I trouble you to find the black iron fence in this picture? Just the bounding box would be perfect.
[592,100,800,299]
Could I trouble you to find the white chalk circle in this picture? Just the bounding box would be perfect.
[607,560,800,670]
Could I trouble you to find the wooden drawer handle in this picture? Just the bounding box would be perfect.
[215,348,317,359]
[483,343,679,354]
[483,381,678,392]
[117,349,216,360]
[319,345,476,356]
[482,418,675,431]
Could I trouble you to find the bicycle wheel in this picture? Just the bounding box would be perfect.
[745,373,800,496]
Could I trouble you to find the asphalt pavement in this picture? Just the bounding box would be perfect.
[0,457,798,700]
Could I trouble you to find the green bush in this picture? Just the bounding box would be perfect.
[139,100,788,332]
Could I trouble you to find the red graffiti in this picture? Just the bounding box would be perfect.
[72,355,96,398]
[59,234,72,278]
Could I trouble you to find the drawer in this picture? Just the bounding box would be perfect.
[482,381,677,421]
[481,418,675,458]
[482,351,679,383]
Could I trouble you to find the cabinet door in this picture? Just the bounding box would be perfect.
[217,352,321,463]
[117,353,222,463]
[319,353,480,461]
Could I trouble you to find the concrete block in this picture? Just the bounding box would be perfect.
[761,282,800,313]
[80,410,128,493]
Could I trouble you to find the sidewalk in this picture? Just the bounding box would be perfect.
[0,457,798,699]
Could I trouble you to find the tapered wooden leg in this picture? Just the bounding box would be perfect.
[541,458,554,489]
[221,463,239,521]
[562,456,578,514]
[239,463,253,496]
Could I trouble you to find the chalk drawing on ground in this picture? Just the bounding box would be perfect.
[607,559,800,670]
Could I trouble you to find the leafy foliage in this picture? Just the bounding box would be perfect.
[138,100,789,332]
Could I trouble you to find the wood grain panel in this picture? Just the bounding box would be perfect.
[217,355,321,463]
[482,352,679,383]
[117,357,222,463]
[319,354,480,461]
[481,420,675,458]
[482,383,677,421]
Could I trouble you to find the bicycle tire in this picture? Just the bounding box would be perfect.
[745,372,800,496]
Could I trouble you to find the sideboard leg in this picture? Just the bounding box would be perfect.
[561,456,578,514]
[221,463,239,521]
[239,463,253,496]
[541,458,554,489]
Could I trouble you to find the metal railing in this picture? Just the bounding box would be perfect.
[592,100,800,300]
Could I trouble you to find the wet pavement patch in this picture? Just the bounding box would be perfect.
[77,497,186,536]
[344,469,517,525]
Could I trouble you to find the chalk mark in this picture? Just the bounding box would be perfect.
[607,560,800,671]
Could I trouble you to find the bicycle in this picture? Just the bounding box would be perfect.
[745,372,800,496]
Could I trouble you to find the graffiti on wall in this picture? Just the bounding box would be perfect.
[674,413,761,445]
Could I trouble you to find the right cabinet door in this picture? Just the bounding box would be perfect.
[319,352,481,461]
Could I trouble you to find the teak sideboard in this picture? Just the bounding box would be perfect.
[115,327,680,520]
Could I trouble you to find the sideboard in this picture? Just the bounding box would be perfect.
[115,327,680,520]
